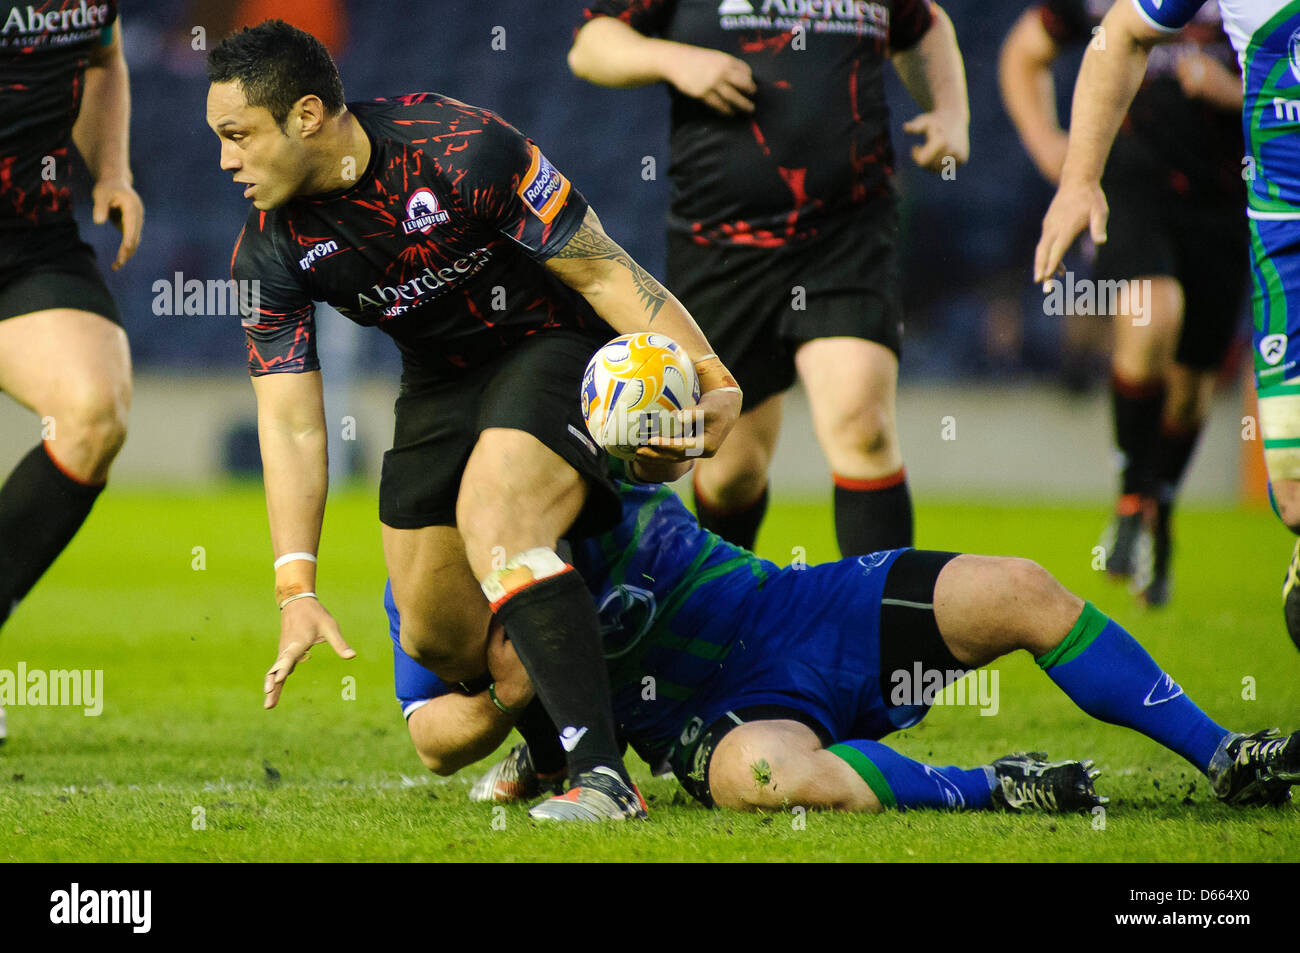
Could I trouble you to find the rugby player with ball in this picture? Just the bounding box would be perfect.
[205,20,740,820]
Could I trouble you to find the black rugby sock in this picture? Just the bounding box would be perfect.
[1112,373,1164,498]
[514,698,565,777]
[693,476,768,552]
[833,469,914,555]
[1152,420,1202,506]
[493,567,627,784]
[0,444,103,628]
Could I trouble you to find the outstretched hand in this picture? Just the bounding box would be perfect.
[1033,179,1108,287]
[264,598,355,709]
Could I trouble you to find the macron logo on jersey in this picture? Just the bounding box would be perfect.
[298,240,340,271]
[518,145,570,224]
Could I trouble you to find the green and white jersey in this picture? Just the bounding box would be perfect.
[1134,0,1300,217]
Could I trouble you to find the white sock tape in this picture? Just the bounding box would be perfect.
[481,547,568,605]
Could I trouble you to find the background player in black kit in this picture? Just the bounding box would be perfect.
[570,0,968,556]
[0,1,141,742]
[1000,0,1247,606]
[205,21,741,820]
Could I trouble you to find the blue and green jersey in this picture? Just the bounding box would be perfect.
[1134,0,1300,218]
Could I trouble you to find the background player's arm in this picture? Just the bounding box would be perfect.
[407,627,533,775]
[1034,1,1167,284]
[545,207,742,458]
[999,6,1069,185]
[71,20,142,270]
[569,13,756,115]
[1173,47,1243,112]
[891,3,970,172]
[251,370,354,709]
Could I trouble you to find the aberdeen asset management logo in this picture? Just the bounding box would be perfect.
[719,0,890,36]
[402,188,450,235]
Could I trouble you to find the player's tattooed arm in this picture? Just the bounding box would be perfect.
[547,207,743,463]
[548,209,669,322]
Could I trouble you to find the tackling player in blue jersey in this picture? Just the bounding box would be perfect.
[1035,0,1300,648]
[385,457,1300,819]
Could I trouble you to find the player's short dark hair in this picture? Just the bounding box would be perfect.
[207,20,345,128]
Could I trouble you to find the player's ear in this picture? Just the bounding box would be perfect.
[291,94,327,138]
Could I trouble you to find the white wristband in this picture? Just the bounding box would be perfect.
[278,591,318,610]
[274,552,317,570]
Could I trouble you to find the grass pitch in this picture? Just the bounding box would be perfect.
[0,485,1295,862]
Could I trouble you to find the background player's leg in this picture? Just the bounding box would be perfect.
[1104,276,1182,577]
[457,428,631,792]
[1273,480,1300,531]
[1142,362,1217,605]
[0,309,130,628]
[691,393,783,551]
[929,554,1227,773]
[795,336,911,554]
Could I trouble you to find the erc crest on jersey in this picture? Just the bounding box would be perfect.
[581,333,701,460]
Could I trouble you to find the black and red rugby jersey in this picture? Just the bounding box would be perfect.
[0,0,116,230]
[1039,0,1243,200]
[231,95,610,379]
[582,0,934,247]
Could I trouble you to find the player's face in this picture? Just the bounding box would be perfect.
[206,82,310,211]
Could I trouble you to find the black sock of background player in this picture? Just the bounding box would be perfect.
[833,469,913,555]
[1112,373,1165,498]
[493,568,628,784]
[693,478,768,552]
[1152,421,1202,508]
[0,444,103,628]
[514,698,566,777]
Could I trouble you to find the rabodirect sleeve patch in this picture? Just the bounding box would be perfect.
[518,144,570,224]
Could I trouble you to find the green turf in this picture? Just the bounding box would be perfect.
[0,485,1295,861]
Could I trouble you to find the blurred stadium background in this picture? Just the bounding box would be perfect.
[0,0,1266,505]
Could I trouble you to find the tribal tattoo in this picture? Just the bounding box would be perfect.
[553,217,669,322]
